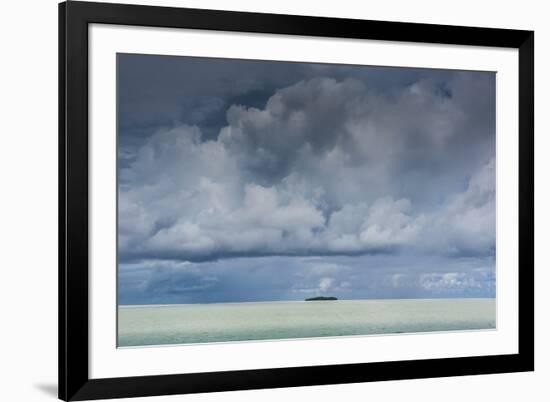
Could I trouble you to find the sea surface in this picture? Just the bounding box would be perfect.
[118,298,495,347]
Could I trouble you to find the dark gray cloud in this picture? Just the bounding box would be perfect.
[117,54,468,166]
[117,54,495,303]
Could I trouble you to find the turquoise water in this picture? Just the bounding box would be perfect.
[118,298,495,347]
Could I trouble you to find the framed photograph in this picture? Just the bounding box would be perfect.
[59,1,534,400]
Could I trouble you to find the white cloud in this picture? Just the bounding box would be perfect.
[423,158,496,255]
[319,277,334,292]
[420,272,482,292]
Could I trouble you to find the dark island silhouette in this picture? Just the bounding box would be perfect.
[305,296,338,301]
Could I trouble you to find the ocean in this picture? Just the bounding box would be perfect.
[118,298,495,347]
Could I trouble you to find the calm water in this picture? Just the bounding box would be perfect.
[118,298,495,347]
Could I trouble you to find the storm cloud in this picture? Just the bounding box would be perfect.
[117,54,495,303]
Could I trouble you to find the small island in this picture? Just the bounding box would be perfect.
[305,296,338,301]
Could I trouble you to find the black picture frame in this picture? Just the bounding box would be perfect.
[59,1,534,400]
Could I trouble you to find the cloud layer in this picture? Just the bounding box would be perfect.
[119,75,495,262]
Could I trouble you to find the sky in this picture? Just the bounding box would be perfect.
[117,53,496,305]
